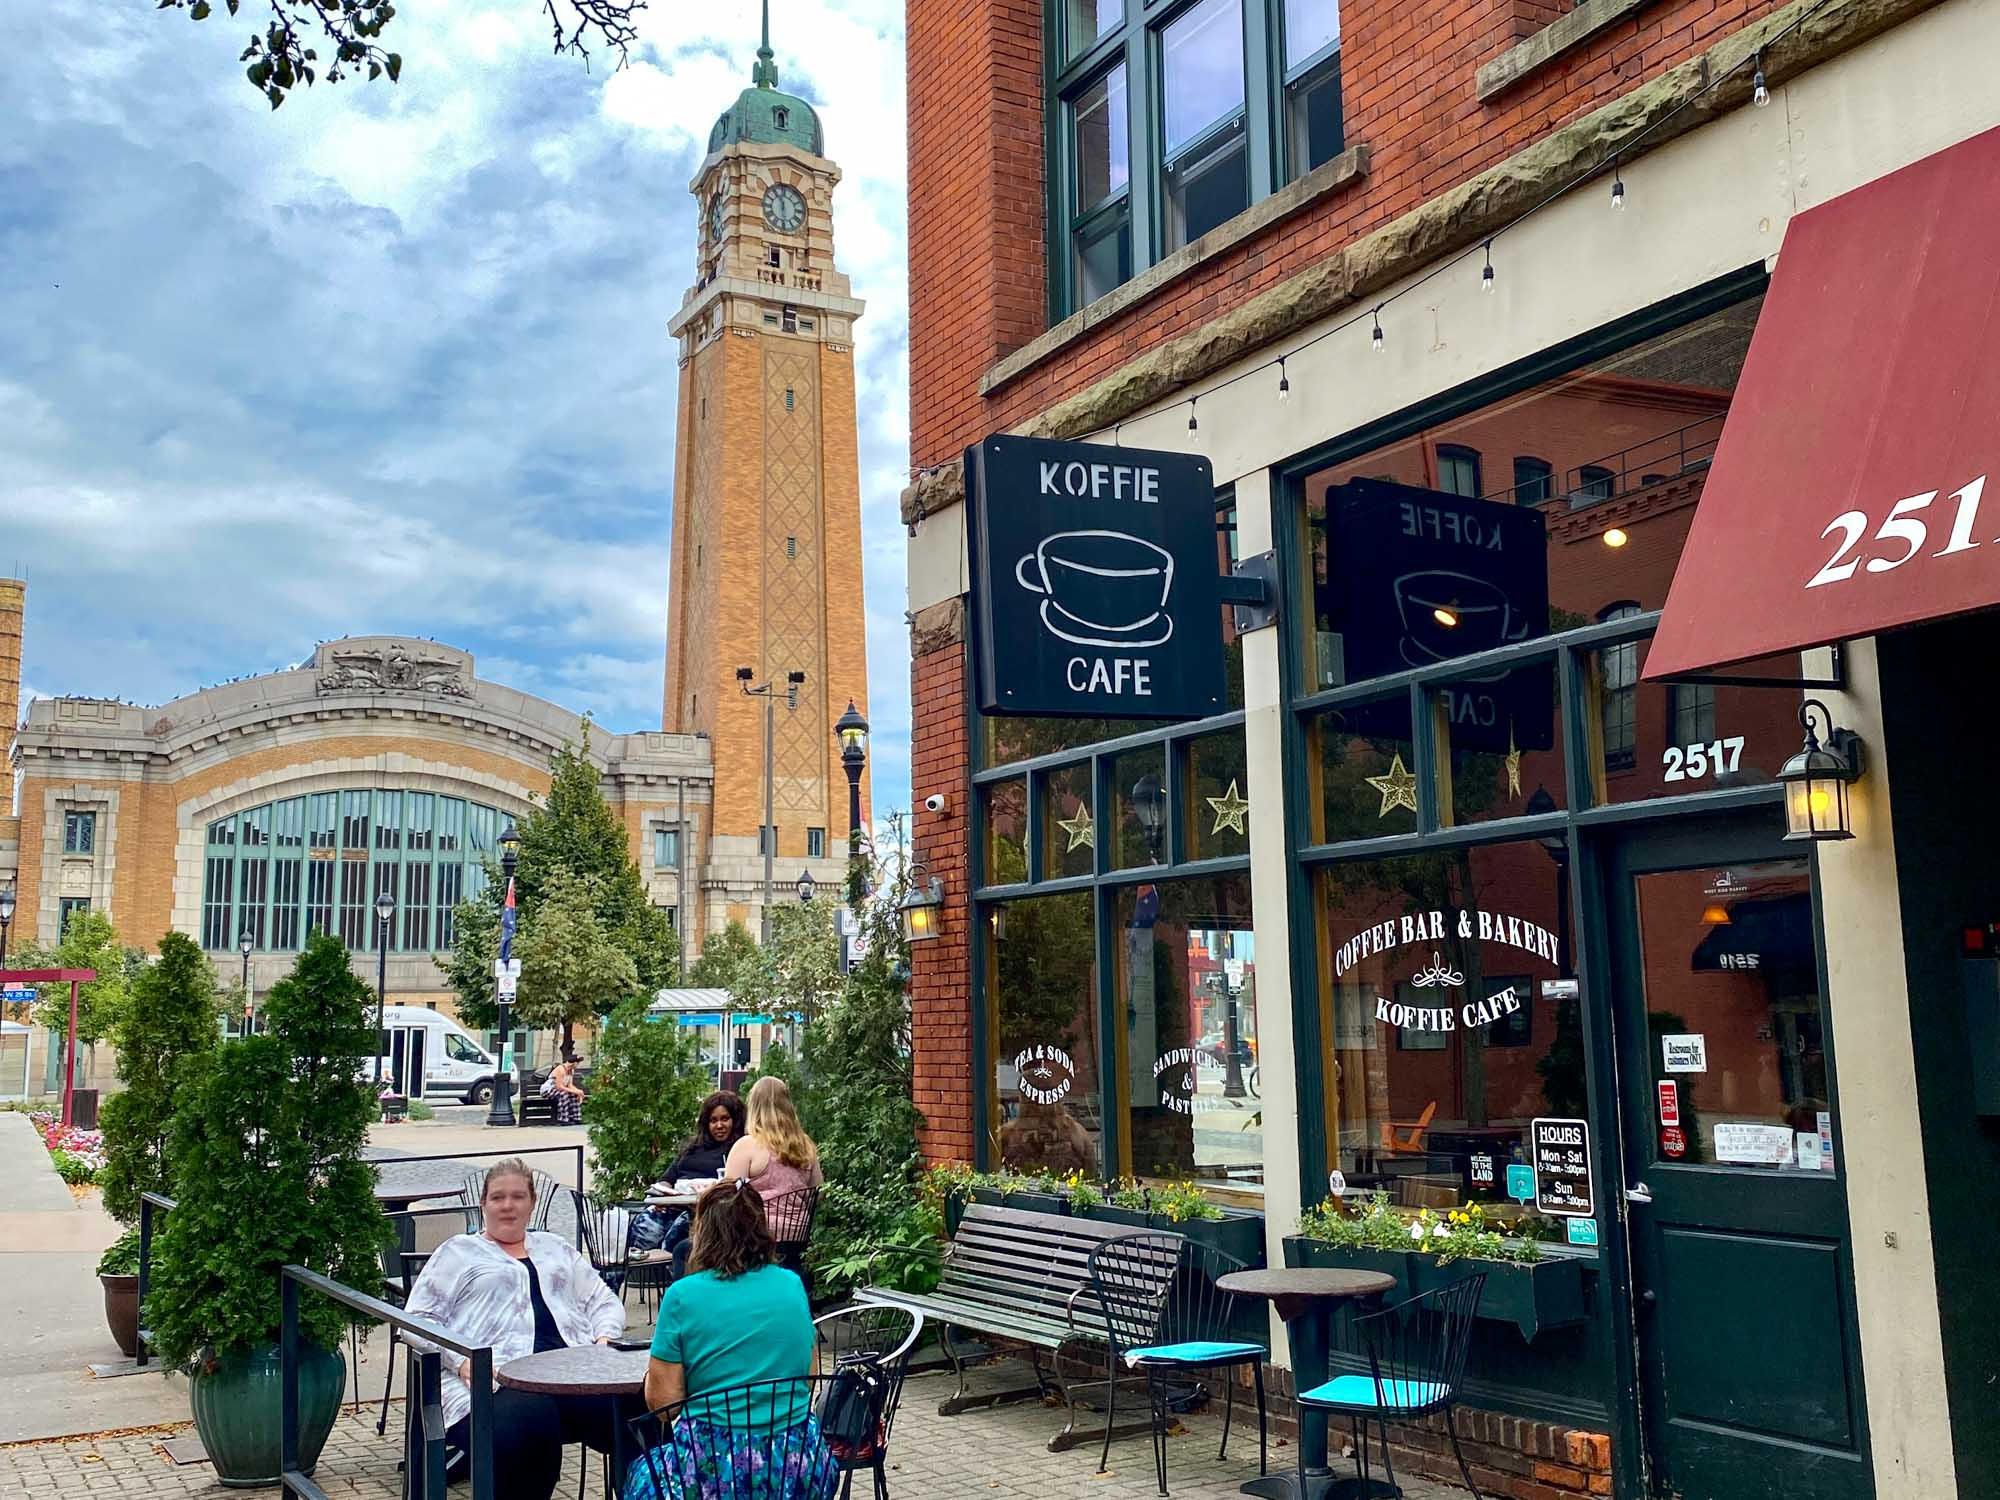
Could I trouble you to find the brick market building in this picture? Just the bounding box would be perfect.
[899,0,2000,1494]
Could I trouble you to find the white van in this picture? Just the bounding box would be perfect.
[373,1005,500,1104]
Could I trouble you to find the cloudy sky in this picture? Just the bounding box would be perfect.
[3,0,914,807]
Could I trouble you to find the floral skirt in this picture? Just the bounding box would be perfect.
[623,1414,840,1500]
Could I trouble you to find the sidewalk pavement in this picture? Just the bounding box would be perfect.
[0,1370,1471,1499]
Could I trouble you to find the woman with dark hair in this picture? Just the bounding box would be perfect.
[627,1182,838,1500]
[666,1092,747,1183]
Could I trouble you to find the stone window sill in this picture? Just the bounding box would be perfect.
[979,145,1371,398]
[1476,0,1661,102]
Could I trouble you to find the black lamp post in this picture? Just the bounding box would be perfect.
[835,700,868,861]
[796,870,817,904]
[371,890,396,1096]
[1133,771,1166,864]
[238,925,255,1036]
[0,882,14,966]
[487,821,522,1127]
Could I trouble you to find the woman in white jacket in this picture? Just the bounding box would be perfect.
[403,1158,628,1499]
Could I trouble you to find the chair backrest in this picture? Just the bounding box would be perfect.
[627,1374,871,1495]
[763,1185,818,1244]
[1353,1273,1487,1411]
[1084,1233,1187,1355]
[574,1193,632,1272]
[528,1169,562,1232]
[933,1204,1139,1329]
[814,1304,923,1452]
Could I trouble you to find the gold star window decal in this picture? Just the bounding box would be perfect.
[1054,807,1095,852]
[1364,753,1420,818]
[1206,779,1250,836]
[1505,725,1522,800]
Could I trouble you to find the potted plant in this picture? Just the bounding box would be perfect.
[95,932,220,1359]
[146,934,386,1486]
[1145,1179,1267,1265]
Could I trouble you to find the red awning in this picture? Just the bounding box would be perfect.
[1645,124,2000,679]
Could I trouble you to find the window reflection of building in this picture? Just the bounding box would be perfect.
[989,892,1102,1176]
[1597,603,1642,773]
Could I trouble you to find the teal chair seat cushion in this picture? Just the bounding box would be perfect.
[1298,1374,1449,1411]
[1123,1340,1266,1367]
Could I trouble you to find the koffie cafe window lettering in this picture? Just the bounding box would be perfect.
[1321,853,1585,1228]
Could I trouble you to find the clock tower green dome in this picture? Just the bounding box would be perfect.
[708,2,824,158]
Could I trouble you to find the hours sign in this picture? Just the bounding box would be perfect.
[966,435,1227,719]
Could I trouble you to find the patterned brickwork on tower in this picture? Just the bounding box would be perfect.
[0,579,23,757]
[662,16,871,934]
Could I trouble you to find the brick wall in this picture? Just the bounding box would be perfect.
[906,0,1782,468]
[908,622,975,1164]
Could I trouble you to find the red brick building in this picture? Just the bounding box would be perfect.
[898,0,2000,1493]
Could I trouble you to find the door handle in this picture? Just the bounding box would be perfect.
[1625,1182,1653,1205]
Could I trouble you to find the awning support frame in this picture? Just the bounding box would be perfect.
[1653,641,1846,693]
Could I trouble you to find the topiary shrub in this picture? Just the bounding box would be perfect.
[98,932,220,1227]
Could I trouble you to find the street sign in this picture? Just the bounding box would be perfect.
[493,959,522,980]
[1,987,36,1004]
[496,973,518,999]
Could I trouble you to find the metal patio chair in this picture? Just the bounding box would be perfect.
[625,1374,877,1500]
[813,1304,925,1499]
[1085,1232,1268,1497]
[574,1192,635,1296]
[1294,1274,1487,1500]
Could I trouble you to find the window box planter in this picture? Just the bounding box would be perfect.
[968,1185,1069,1218]
[1281,1237,1587,1339]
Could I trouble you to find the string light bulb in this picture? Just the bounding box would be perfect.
[1371,309,1385,353]
[1481,242,1495,294]
[1611,161,1626,210]
[1277,358,1291,401]
[1752,53,1770,107]
[1188,398,1198,434]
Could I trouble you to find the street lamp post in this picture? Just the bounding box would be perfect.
[0,883,14,965]
[486,822,522,1127]
[372,890,396,1096]
[738,667,806,944]
[238,926,254,1036]
[834,702,868,900]
[795,870,817,904]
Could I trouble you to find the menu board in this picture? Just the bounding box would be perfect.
[1530,1117,1594,1217]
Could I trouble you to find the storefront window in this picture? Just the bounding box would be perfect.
[1183,730,1251,861]
[1309,695,1417,843]
[1109,745,1168,868]
[990,892,1102,1176]
[1041,764,1096,879]
[1314,843,1577,1220]
[1114,875,1260,1190]
[984,777,1026,885]
[1433,661,1566,826]
[1633,859,1833,1173]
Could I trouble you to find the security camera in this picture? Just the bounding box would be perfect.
[923,793,949,815]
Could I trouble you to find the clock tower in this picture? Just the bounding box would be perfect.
[663,8,871,946]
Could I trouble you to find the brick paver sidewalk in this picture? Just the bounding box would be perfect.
[0,1371,1468,1498]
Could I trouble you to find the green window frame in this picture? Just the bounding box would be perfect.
[63,811,96,855]
[1046,0,1342,319]
[200,790,509,958]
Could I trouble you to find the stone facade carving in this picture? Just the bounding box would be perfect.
[316,643,473,699]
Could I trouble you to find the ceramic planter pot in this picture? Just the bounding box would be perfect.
[188,1342,346,1487]
[100,1274,140,1358]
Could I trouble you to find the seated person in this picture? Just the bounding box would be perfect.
[402,1158,629,1500]
[541,1050,587,1125]
[634,1091,746,1259]
[627,1182,838,1500]
[671,1077,824,1281]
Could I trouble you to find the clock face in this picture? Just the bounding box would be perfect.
[761,183,807,234]
[708,192,726,245]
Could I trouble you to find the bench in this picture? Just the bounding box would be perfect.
[514,1067,589,1126]
[855,1203,1163,1453]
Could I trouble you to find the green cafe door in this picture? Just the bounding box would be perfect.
[1604,818,1871,1500]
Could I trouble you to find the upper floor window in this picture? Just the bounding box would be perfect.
[654,827,682,870]
[1513,457,1553,505]
[758,825,777,856]
[59,897,91,934]
[1049,0,1341,317]
[1436,445,1481,499]
[1598,603,1642,772]
[807,827,826,859]
[1575,465,1616,504]
[63,811,95,855]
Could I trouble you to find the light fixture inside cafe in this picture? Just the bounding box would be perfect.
[1433,605,1460,628]
[1701,901,1733,926]
[1778,699,1865,841]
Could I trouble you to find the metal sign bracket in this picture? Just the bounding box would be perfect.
[1223,551,1280,632]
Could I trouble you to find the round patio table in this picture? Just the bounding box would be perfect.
[374,1179,466,1213]
[1216,1268,1397,1500]
[499,1346,651,1499]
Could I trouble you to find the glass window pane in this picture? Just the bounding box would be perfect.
[1635,860,1831,1173]
[1315,845,1575,1222]
[991,892,1102,1177]
[1116,875,1260,1191]
[983,713,1149,768]
[1433,661,1566,827]
[1587,636,1793,807]
[1286,62,1343,176]
[1164,118,1248,249]
[1074,213,1132,307]
[1161,0,1243,155]
[1184,731,1250,862]
[1284,0,1339,68]
[1041,765,1096,880]
[1310,696,1418,842]
[1063,0,1123,62]
[1071,64,1128,211]
[983,778,1027,886]
[1108,745,1168,870]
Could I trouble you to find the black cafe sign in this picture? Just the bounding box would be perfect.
[967,435,1227,719]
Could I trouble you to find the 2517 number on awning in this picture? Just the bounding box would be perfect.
[1808,475,1989,587]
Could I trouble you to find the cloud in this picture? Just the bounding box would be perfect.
[1,0,913,812]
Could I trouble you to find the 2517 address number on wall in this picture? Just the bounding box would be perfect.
[1663,737,1745,781]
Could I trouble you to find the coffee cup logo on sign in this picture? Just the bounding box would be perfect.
[1015,530,1177,649]
[1394,570,1526,667]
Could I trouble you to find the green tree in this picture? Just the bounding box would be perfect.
[440,730,677,1030]
[585,997,706,1201]
[97,934,221,1227]
[731,901,841,1025]
[513,871,641,1052]
[19,908,143,1047]
[147,934,383,1365]
[151,0,642,111]
[688,920,760,991]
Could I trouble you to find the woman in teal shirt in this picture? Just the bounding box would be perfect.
[627,1181,837,1500]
